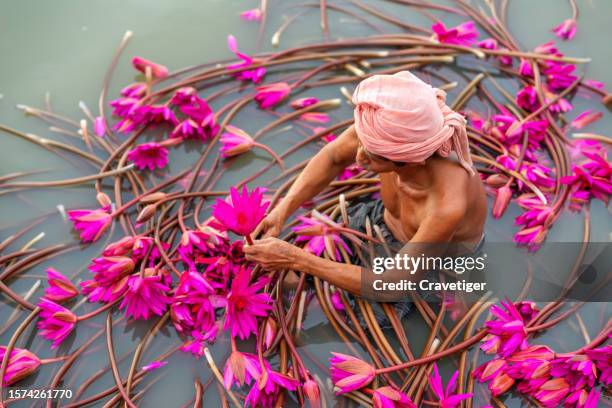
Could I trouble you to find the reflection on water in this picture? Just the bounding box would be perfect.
[1,0,611,406]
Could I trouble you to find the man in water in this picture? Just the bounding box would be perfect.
[244,71,487,297]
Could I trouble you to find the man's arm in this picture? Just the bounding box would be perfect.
[256,125,359,237]
[285,203,466,298]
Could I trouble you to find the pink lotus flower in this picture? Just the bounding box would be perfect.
[244,364,299,407]
[103,236,135,257]
[45,268,79,302]
[223,350,261,388]
[514,301,539,322]
[428,363,472,408]
[67,206,112,243]
[571,110,603,129]
[565,388,601,408]
[212,185,270,241]
[291,97,319,109]
[142,360,168,372]
[543,87,573,113]
[292,214,353,261]
[432,20,479,46]
[338,163,363,181]
[300,112,330,123]
[482,300,528,357]
[180,327,218,358]
[473,358,514,396]
[127,142,169,171]
[516,86,540,112]
[585,345,612,385]
[534,41,560,55]
[224,267,272,340]
[254,82,291,109]
[37,298,77,349]
[372,386,416,408]
[533,378,570,407]
[552,19,577,40]
[170,87,197,106]
[131,56,169,79]
[544,61,578,91]
[94,116,106,136]
[303,378,321,408]
[240,8,262,22]
[514,225,547,250]
[226,35,266,83]
[0,347,41,386]
[492,185,512,219]
[171,271,218,335]
[519,58,534,78]
[120,275,171,320]
[329,352,376,394]
[219,125,284,167]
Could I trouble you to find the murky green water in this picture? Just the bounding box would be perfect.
[1,0,610,406]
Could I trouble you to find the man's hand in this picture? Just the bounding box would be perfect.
[243,237,303,271]
[253,207,286,238]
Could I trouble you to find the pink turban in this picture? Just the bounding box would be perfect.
[352,70,475,175]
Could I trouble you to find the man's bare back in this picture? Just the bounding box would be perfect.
[380,155,487,245]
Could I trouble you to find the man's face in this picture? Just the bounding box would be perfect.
[356,141,407,173]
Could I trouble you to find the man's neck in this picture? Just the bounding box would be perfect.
[394,162,433,190]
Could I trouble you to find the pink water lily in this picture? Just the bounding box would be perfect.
[254,82,291,109]
[226,35,266,83]
[516,86,539,112]
[552,19,577,40]
[432,20,479,46]
[37,298,77,349]
[127,142,169,170]
[244,364,299,407]
[120,275,171,320]
[292,214,353,261]
[303,378,321,408]
[0,347,41,386]
[212,185,270,241]
[565,388,601,408]
[534,378,570,407]
[473,358,515,396]
[571,110,603,129]
[224,267,272,340]
[67,206,112,243]
[372,386,417,408]
[428,363,473,408]
[131,56,168,79]
[223,350,261,389]
[45,268,79,302]
[290,96,319,109]
[171,271,218,335]
[492,185,512,219]
[240,8,262,22]
[585,345,612,385]
[329,352,376,394]
[180,327,218,358]
[219,125,284,167]
[142,360,168,372]
[94,116,106,136]
[544,61,578,91]
[482,300,528,357]
[300,112,330,123]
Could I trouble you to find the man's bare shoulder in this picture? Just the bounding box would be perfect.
[325,124,359,165]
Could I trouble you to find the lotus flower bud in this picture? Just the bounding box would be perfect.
[139,192,167,204]
[485,174,509,188]
[492,186,512,218]
[136,204,157,223]
[96,192,112,207]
